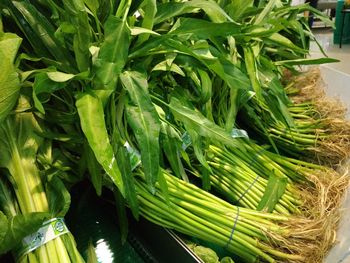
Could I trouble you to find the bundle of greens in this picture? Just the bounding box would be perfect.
[0,1,347,263]
[134,168,336,263]
[240,95,350,166]
[0,30,83,263]
[285,68,350,164]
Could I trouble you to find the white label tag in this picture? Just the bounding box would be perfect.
[16,218,69,258]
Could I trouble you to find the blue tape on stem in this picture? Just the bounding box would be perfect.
[234,147,267,205]
[234,174,260,205]
[225,207,240,249]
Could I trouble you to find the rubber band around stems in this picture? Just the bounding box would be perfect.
[233,147,267,205]
[225,206,240,249]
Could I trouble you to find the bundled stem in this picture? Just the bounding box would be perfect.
[134,169,341,263]
[0,107,84,263]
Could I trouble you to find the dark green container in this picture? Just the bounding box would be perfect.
[334,0,350,44]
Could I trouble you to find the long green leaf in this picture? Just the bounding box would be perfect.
[255,0,277,24]
[136,0,157,45]
[165,39,251,91]
[84,142,103,196]
[170,18,241,39]
[243,45,262,101]
[76,92,125,196]
[267,33,306,53]
[169,97,241,149]
[155,0,232,24]
[160,123,188,182]
[187,127,211,170]
[62,0,92,71]
[11,1,76,71]
[274,57,339,66]
[94,16,131,90]
[257,175,287,213]
[121,71,161,193]
[117,146,139,219]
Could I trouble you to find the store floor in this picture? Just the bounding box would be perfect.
[310,28,350,75]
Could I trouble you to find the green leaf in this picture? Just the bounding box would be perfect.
[186,127,211,172]
[257,175,287,213]
[117,146,139,219]
[130,27,160,36]
[84,0,99,14]
[0,32,22,63]
[0,212,7,243]
[0,177,19,217]
[47,71,76,82]
[76,92,125,196]
[136,0,157,45]
[0,33,21,122]
[152,61,185,76]
[62,0,92,71]
[0,212,49,254]
[274,57,339,66]
[121,71,161,193]
[255,0,277,24]
[164,40,250,91]
[267,33,306,54]
[243,45,262,100]
[84,142,103,196]
[160,123,188,182]
[0,51,20,122]
[155,0,231,24]
[197,69,212,103]
[169,97,240,149]
[113,188,128,244]
[94,16,131,90]
[225,0,254,21]
[170,18,241,39]
[32,73,66,114]
[46,176,71,217]
[10,1,75,71]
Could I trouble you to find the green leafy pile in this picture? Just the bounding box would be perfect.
[0,0,348,262]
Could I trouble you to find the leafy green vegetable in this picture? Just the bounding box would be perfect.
[76,92,125,196]
[121,71,161,193]
[94,16,131,91]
